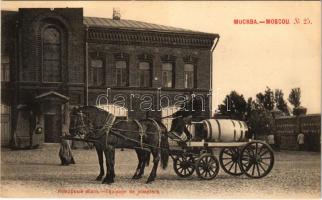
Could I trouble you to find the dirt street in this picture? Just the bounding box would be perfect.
[1,144,320,198]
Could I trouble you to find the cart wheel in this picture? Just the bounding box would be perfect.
[219,147,243,176]
[173,155,195,178]
[196,153,219,180]
[239,141,274,178]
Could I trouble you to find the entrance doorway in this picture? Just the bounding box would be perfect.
[35,91,69,144]
[44,114,62,143]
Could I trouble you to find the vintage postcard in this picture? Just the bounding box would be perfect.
[0,1,321,199]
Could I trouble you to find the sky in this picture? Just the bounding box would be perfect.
[1,1,321,114]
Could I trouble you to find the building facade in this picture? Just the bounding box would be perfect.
[1,8,219,147]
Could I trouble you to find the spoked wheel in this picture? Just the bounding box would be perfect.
[239,141,274,178]
[173,155,195,178]
[219,147,244,176]
[196,153,220,180]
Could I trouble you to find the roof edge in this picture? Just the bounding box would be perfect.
[87,25,219,39]
[84,16,219,38]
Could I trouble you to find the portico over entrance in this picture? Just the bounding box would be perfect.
[35,91,69,143]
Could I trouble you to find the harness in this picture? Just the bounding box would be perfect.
[148,118,162,150]
[77,111,116,144]
[71,108,165,150]
[133,120,145,149]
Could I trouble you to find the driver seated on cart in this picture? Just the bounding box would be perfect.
[169,113,193,143]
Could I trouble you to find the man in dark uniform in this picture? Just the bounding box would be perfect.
[169,114,193,142]
[168,95,204,142]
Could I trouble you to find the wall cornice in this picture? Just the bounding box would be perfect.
[86,28,218,49]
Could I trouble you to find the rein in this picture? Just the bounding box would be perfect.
[69,124,165,151]
[160,114,175,119]
[108,129,164,151]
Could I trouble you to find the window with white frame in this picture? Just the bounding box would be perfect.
[184,63,195,88]
[162,63,173,88]
[115,60,128,86]
[89,58,104,86]
[138,62,151,87]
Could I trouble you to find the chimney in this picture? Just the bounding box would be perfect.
[113,8,121,20]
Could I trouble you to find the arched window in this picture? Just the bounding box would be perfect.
[88,52,105,86]
[183,55,197,88]
[162,62,174,88]
[138,61,151,87]
[114,52,129,87]
[161,55,176,88]
[184,63,195,88]
[42,27,62,82]
[115,61,128,87]
[137,53,153,88]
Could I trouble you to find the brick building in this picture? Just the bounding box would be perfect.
[1,8,219,147]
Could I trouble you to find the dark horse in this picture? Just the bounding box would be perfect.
[69,106,169,184]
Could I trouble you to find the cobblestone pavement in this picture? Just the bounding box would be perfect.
[1,144,321,198]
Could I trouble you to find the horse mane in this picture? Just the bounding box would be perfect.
[77,105,114,129]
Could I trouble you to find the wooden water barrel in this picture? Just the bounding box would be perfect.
[201,119,248,142]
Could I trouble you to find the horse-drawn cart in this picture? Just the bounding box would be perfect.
[168,119,274,180]
[170,140,274,180]
[64,106,274,184]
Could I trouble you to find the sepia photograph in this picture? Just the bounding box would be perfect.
[0,1,321,199]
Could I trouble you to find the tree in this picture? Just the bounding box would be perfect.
[246,95,275,138]
[288,88,301,108]
[245,97,253,120]
[218,91,247,120]
[274,89,290,115]
[248,107,275,139]
[288,88,307,116]
[256,87,275,111]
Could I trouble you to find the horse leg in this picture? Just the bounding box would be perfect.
[111,147,116,178]
[146,149,160,184]
[95,145,104,181]
[61,157,67,165]
[132,149,143,179]
[102,147,115,184]
[71,156,76,164]
[133,149,149,179]
[138,151,150,178]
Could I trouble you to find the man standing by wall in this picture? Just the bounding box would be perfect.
[267,134,276,150]
[297,132,305,151]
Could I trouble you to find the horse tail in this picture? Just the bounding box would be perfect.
[160,130,169,170]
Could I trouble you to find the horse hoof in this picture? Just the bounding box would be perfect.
[102,179,114,184]
[96,176,103,181]
[146,179,154,184]
[132,174,142,179]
